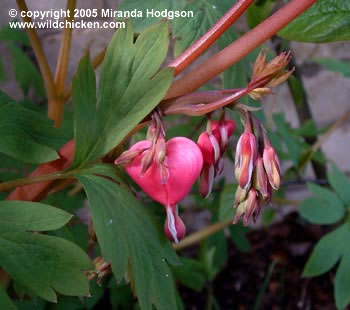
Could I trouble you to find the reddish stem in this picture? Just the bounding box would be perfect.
[168,0,254,75]
[7,140,75,201]
[165,0,317,99]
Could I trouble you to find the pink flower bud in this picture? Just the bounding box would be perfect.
[218,119,235,153]
[164,205,186,243]
[263,145,281,190]
[199,164,215,198]
[123,137,202,242]
[197,132,215,165]
[233,188,259,226]
[253,156,269,200]
[235,132,257,189]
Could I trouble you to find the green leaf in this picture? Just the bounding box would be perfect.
[218,184,236,220]
[303,224,349,277]
[293,120,318,137]
[72,21,173,166]
[0,232,92,302]
[0,201,72,233]
[328,165,350,205]
[71,54,97,168]
[172,0,230,57]
[229,223,251,253]
[0,91,60,164]
[335,248,350,310]
[0,25,30,46]
[299,197,344,225]
[172,257,206,292]
[299,183,345,224]
[0,284,17,310]
[246,0,276,29]
[7,42,44,96]
[76,170,180,310]
[278,0,350,43]
[313,58,350,78]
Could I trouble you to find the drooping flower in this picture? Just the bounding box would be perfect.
[263,144,281,190]
[117,137,203,243]
[253,156,270,200]
[197,116,235,198]
[234,116,257,189]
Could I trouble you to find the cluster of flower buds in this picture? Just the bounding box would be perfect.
[233,112,281,225]
[87,256,111,285]
[197,113,235,197]
[115,110,203,243]
[248,51,294,101]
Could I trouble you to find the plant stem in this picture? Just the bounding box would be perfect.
[16,0,56,100]
[173,198,301,250]
[168,0,254,75]
[48,0,76,127]
[173,219,232,250]
[165,0,317,99]
[0,172,71,192]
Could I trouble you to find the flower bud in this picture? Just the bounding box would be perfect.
[164,205,186,243]
[197,132,215,165]
[253,156,269,200]
[233,188,258,226]
[199,164,215,198]
[235,132,257,189]
[234,185,248,208]
[263,145,281,190]
[218,119,235,153]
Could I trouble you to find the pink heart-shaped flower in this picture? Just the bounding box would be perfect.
[126,137,203,207]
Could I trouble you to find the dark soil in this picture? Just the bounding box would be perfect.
[180,213,338,310]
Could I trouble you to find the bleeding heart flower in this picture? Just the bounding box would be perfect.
[263,145,281,190]
[235,131,257,189]
[197,117,235,198]
[122,137,203,242]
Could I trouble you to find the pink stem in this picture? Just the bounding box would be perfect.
[165,0,317,99]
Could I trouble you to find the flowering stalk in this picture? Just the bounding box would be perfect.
[49,0,76,127]
[16,0,56,101]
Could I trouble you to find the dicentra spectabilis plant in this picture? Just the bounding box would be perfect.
[4,0,350,308]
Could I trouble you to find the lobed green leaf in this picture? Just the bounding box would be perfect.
[0,91,61,164]
[76,169,180,310]
[71,21,173,167]
[0,232,92,302]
